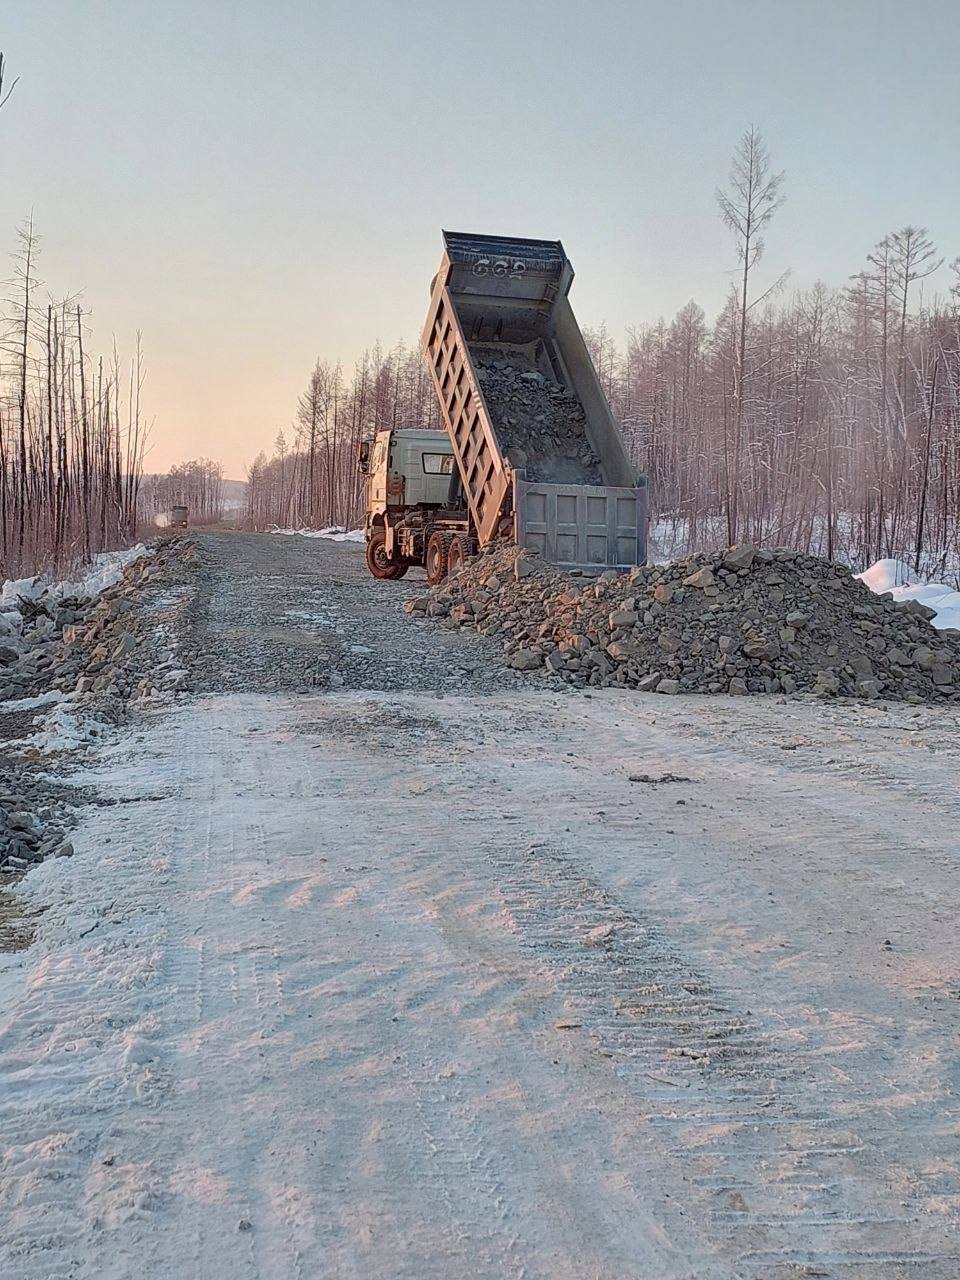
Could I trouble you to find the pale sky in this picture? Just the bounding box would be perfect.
[3,0,958,476]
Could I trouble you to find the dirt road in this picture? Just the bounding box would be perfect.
[2,533,959,1279]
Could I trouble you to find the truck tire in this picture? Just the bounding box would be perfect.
[366,530,408,580]
[425,531,454,585]
[446,534,474,575]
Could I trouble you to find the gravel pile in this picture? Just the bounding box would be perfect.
[0,769,83,873]
[1,538,193,707]
[0,536,193,873]
[408,542,960,702]
[471,349,603,485]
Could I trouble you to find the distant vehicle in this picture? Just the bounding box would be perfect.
[171,505,189,528]
[359,230,648,584]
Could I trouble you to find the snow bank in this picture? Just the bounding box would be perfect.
[58,543,150,600]
[0,543,150,610]
[857,559,960,631]
[857,558,914,592]
[2,690,64,713]
[272,526,365,544]
[18,702,108,753]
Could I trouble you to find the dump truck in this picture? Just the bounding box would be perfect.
[171,505,188,528]
[359,231,648,583]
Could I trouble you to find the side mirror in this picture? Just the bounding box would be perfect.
[357,441,371,475]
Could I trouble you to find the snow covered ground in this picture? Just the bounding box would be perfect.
[0,544,155,756]
[2,532,959,1278]
[2,684,960,1277]
[271,525,365,543]
[1,544,149,612]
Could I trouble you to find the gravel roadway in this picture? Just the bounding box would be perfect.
[1,531,958,1280]
[178,532,531,694]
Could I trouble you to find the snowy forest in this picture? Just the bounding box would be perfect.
[139,460,225,527]
[246,130,960,582]
[4,70,958,588]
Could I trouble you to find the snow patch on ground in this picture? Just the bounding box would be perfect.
[12,701,109,753]
[1,544,150,611]
[1,690,65,713]
[858,558,960,631]
[58,544,151,600]
[0,544,157,758]
[3,689,960,1275]
[271,525,365,544]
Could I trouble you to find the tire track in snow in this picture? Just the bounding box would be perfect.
[490,838,960,1277]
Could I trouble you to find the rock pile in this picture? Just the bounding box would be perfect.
[408,543,960,702]
[0,535,193,874]
[2,538,192,707]
[0,770,79,873]
[471,350,603,485]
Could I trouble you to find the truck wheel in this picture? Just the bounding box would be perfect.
[425,531,453,585]
[446,534,474,575]
[366,531,408,580]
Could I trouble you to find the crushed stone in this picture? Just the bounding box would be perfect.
[471,347,603,485]
[409,542,960,703]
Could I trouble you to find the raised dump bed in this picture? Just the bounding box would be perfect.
[421,231,648,570]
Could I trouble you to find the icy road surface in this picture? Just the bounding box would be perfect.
[2,534,960,1279]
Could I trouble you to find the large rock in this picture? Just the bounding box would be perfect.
[723,544,757,571]
[742,637,780,661]
[509,648,543,671]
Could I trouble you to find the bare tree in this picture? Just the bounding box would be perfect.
[716,125,786,542]
[889,225,942,414]
[0,52,19,112]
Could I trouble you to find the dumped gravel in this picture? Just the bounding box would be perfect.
[0,537,193,873]
[1,538,193,709]
[410,542,960,702]
[0,766,89,875]
[471,347,603,484]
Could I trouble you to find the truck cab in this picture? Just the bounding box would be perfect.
[358,428,469,581]
[364,428,454,517]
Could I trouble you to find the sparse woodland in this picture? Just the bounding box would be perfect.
[592,129,960,580]
[245,343,438,532]
[247,129,960,584]
[139,460,225,527]
[0,215,148,579]
[6,47,954,592]
[0,57,148,580]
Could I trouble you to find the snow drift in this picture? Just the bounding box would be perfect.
[271,526,365,544]
[858,559,960,632]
